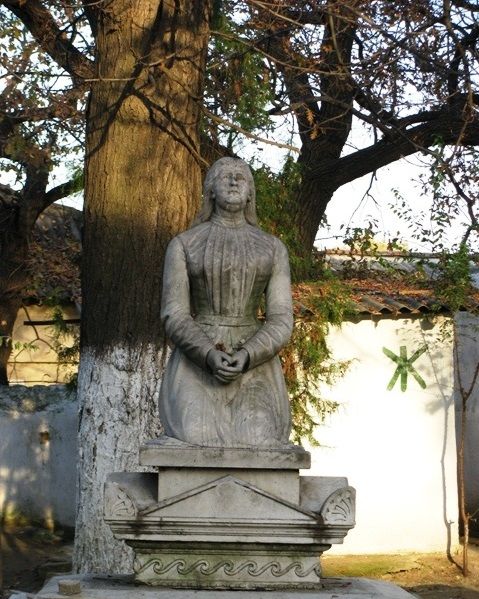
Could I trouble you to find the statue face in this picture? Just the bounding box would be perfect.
[212,165,250,213]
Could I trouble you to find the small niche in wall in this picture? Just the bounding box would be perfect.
[39,430,50,445]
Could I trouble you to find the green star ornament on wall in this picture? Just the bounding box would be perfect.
[382,345,428,392]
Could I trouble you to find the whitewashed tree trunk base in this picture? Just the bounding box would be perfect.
[73,344,164,574]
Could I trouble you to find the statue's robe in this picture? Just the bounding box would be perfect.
[159,214,293,447]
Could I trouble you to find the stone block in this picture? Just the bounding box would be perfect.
[139,436,311,469]
[157,468,300,504]
[151,475,307,521]
[300,477,348,512]
[105,473,355,547]
[105,441,355,590]
[35,574,418,598]
[104,472,157,518]
[133,543,322,589]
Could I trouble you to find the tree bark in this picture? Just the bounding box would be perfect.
[294,170,335,253]
[251,0,357,255]
[0,281,24,385]
[0,188,30,384]
[74,0,211,573]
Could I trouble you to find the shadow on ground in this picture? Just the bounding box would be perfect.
[407,585,479,599]
[1,526,72,598]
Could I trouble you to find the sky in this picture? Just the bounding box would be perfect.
[45,145,466,254]
[1,113,467,255]
[240,123,467,254]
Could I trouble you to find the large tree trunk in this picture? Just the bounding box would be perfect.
[0,291,22,385]
[262,0,355,258]
[295,168,336,254]
[0,204,29,384]
[291,146,339,271]
[74,0,211,573]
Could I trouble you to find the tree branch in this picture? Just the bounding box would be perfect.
[0,115,50,167]
[2,0,95,81]
[252,28,320,145]
[0,102,81,131]
[447,24,479,100]
[19,160,51,235]
[247,1,327,27]
[44,178,82,207]
[313,1,357,159]
[452,0,479,11]
[203,108,299,152]
[316,106,479,189]
[0,183,20,207]
[81,0,99,39]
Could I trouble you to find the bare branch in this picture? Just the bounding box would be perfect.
[2,0,95,81]
[452,0,479,11]
[44,178,82,206]
[447,24,479,100]
[316,106,479,189]
[203,108,299,152]
[247,0,326,26]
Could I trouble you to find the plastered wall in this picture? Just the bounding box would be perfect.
[0,387,77,528]
[454,312,479,537]
[306,316,460,554]
[1,313,471,554]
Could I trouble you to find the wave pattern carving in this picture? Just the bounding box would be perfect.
[134,557,321,579]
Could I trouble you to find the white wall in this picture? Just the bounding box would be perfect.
[454,312,479,536]
[307,316,459,554]
[0,315,466,553]
[0,388,77,528]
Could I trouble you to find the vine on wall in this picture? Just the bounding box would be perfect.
[255,160,354,444]
[285,278,354,445]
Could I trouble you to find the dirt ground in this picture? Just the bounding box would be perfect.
[1,525,479,598]
[1,525,73,597]
[322,542,479,598]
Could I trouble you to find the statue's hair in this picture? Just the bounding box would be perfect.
[194,157,257,225]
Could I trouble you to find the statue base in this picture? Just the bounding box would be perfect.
[35,574,417,598]
[104,436,356,590]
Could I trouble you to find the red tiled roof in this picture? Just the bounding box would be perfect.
[24,223,479,319]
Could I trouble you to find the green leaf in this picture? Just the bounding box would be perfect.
[383,347,400,363]
[409,345,428,363]
[387,367,401,391]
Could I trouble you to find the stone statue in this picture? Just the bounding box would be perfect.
[103,158,357,590]
[159,157,293,447]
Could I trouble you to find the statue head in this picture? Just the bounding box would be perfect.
[195,157,257,225]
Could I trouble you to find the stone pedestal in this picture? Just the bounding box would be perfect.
[35,574,418,598]
[104,436,356,590]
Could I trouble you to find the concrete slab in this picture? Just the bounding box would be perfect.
[139,437,311,469]
[35,574,417,598]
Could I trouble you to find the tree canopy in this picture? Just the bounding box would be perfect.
[2,0,479,253]
[204,1,479,256]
